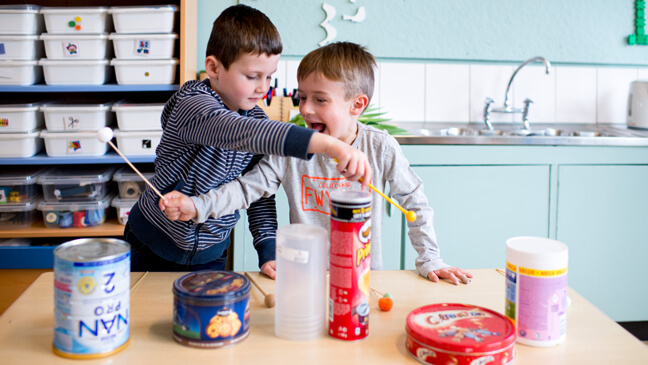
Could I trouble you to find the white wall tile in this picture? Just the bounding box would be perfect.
[285,59,300,95]
[638,68,648,80]
[378,62,425,122]
[273,60,287,92]
[425,63,469,123]
[469,64,515,123]
[555,66,597,124]
[512,65,556,123]
[597,67,637,124]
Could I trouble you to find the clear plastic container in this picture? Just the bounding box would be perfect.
[109,5,177,34]
[0,60,43,85]
[0,102,44,132]
[41,101,114,131]
[0,167,46,204]
[112,166,154,199]
[38,59,110,85]
[112,101,164,131]
[111,196,137,225]
[40,130,109,157]
[0,130,43,158]
[38,195,111,228]
[40,33,112,60]
[0,197,40,229]
[0,35,44,60]
[110,33,177,59]
[40,7,112,34]
[0,5,44,35]
[111,58,177,85]
[113,129,162,156]
[38,166,116,202]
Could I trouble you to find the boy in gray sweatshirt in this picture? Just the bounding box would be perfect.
[160,42,471,284]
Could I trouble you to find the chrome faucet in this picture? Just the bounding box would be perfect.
[484,56,551,130]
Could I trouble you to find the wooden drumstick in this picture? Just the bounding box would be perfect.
[244,272,275,308]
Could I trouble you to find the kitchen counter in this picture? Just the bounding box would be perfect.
[1,269,646,364]
[395,122,648,146]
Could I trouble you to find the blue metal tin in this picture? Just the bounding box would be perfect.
[172,271,251,348]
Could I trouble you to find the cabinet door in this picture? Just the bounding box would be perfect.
[556,165,648,322]
[403,165,551,271]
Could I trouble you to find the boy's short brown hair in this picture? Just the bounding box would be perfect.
[297,42,376,104]
[206,4,282,69]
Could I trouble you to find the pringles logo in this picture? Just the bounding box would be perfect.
[356,218,371,267]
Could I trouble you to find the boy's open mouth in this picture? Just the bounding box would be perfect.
[309,122,326,133]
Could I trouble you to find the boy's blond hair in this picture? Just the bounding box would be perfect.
[297,42,376,105]
[206,4,282,69]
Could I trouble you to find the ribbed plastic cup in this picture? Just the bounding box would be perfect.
[275,224,327,341]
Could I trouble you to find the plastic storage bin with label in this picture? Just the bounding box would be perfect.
[0,167,46,204]
[41,101,114,131]
[113,129,161,156]
[0,5,44,35]
[40,33,112,59]
[0,35,44,60]
[0,130,43,158]
[0,102,44,132]
[113,166,154,199]
[112,100,163,131]
[40,7,112,34]
[0,196,40,229]
[110,33,177,59]
[111,196,136,225]
[38,166,115,202]
[111,58,177,85]
[38,59,110,85]
[109,5,177,34]
[38,195,111,228]
[40,130,108,156]
[0,60,42,85]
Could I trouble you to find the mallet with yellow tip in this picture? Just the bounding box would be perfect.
[334,158,417,222]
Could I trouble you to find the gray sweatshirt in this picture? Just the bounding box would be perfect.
[191,122,449,278]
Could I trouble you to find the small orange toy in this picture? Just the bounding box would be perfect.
[378,297,394,311]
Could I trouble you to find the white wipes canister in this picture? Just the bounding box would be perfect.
[505,236,568,347]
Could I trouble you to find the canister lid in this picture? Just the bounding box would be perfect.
[173,271,250,301]
[406,303,515,354]
[54,238,130,262]
[329,190,371,205]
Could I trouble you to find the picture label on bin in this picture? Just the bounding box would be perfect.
[64,116,81,130]
[68,140,82,153]
[141,139,151,149]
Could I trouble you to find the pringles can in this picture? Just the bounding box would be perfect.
[53,238,131,359]
[328,190,371,341]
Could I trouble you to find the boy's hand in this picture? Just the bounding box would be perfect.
[427,267,473,285]
[309,133,371,189]
[159,190,198,221]
[260,260,276,279]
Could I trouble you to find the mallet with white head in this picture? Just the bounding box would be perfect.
[96,127,166,202]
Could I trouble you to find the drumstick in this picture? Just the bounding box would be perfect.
[244,272,275,308]
[96,127,166,202]
[333,158,417,222]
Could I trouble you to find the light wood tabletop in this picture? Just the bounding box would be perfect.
[1,269,646,364]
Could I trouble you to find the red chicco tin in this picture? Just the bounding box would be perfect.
[406,303,515,365]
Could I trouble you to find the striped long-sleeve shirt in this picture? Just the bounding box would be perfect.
[136,79,314,264]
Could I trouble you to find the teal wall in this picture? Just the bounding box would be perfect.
[197,0,647,69]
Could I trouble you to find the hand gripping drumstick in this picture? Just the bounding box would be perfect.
[333,159,417,222]
[96,127,167,202]
[244,272,275,308]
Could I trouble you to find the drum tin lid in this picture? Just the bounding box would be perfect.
[329,190,371,205]
[54,238,130,262]
[173,270,250,301]
[406,303,515,354]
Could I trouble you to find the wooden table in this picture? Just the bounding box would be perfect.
[1,269,646,364]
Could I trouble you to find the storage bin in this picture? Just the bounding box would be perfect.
[40,130,109,157]
[0,130,43,158]
[113,129,162,156]
[39,59,110,85]
[40,33,112,60]
[38,166,115,202]
[0,60,42,85]
[40,7,111,34]
[111,58,177,85]
[41,102,114,131]
[0,197,40,229]
[111,196,137,225]
[110,33,177,59]
[0,5,43,35]
[109,5,177,34]
[0,103,44,132]
[0,35,44,60]
[0,167,45,204]
[112,101,163,131]
[38,196,111,228]
[112,166,154,199]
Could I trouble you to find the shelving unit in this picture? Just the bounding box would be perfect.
[0,0,197,268]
